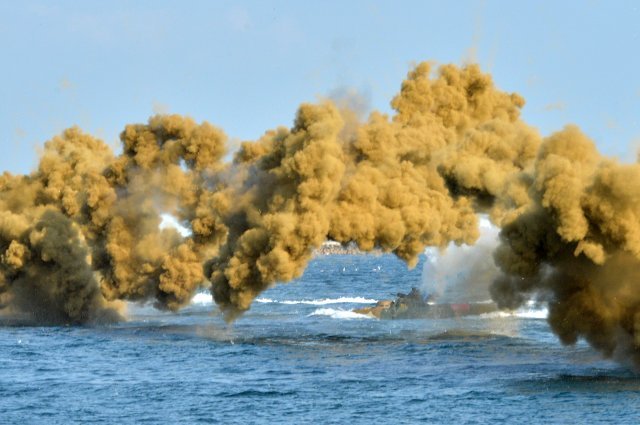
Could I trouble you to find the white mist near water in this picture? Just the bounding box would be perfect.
[421,215,501,303]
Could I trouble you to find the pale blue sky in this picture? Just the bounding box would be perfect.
[1,0,639,175]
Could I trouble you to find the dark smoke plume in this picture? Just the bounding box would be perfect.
[1,117,227,323]
[2,61,640,367]
[491,125,640,366]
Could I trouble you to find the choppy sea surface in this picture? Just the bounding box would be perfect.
[1,254,639,424]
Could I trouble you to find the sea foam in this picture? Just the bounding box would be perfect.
[308,308,373,320]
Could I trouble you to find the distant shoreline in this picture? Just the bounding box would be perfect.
[313,241,380,256]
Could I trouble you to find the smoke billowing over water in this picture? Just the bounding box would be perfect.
[2,62,640,366]
[421,216,501,304]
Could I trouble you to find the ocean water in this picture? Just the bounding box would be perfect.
[1,254,639,424]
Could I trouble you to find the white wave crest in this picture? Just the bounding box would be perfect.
[479,307,548,319]
[255,297,377,306]
[308,308,373,320]
[513,307,548,319]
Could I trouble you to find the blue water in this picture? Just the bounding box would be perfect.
[1,254,639,424]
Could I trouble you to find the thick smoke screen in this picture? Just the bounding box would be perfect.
[2,62,640,366]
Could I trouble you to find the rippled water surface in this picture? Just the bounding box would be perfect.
[1,254,638,424]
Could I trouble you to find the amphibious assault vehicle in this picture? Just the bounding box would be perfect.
[354,288,499,319]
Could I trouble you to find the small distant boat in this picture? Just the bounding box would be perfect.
[354,287,499,319]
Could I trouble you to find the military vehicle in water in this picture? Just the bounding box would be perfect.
[354,287,499,319]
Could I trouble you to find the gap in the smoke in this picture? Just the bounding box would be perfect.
[159,213,192,237]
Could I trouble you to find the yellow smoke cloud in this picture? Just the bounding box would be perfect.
[3,61,640,367]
